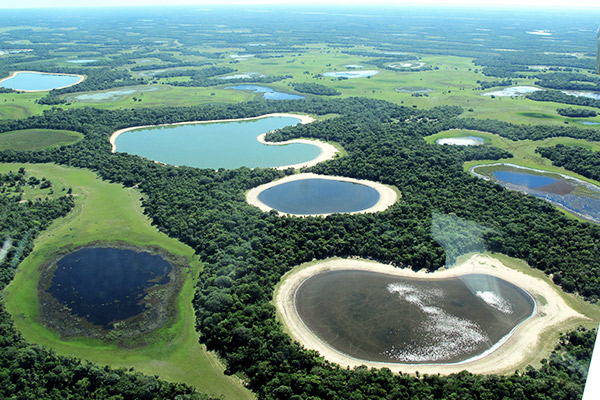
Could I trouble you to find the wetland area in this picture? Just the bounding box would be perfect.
[471,163,600,224]
[38,244,183,343]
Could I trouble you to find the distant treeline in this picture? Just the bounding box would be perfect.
[290,82,340,96]
[527,90,600,109]
[537,144,600,181]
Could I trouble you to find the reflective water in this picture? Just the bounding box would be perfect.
[436,136,484,146]
[71,86,159,102]
[1,72,81,91]
[225,85,304,100]
[323,70,379,78]
[115,116,321,169]
[482,86,541,97]
[47,247,172,329]
[295,271,534,364]
[257,178,380,215]
[472,164,600,223]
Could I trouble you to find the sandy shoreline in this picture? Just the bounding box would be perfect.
[245,172,399,217]
[255,132,338,170]
[109,112,319,158]
[274,255,587,375]
[0,70,85,92]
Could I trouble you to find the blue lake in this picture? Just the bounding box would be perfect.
[473,165,600,223]
[493,171,558,189]
[258,178,380,215]
[1,71,82,91]
[115,116,321,169]
[579,121,600,126]
[47,247,172,329]
[225,85,304,100]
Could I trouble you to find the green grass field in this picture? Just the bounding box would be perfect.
[1,163,251,400]
[0,129,83,151]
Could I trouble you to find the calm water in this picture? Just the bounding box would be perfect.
[579,121,600,125]
[482,86,541,97]
[67,59,96,64]
[115,116,321,169]
[257,178,380,215]
[323,70,379,78]
[47,247,172,329]
[473,165,600,223]
[72,86,159,102]
[562,91,600,100]
[225,85,304,100]
[296,271,534,364]
[436,136,484,146]
[1,72,81,91]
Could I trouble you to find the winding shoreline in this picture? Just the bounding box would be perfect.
[0,70,85,92]
[274,254,587,375]
[109,113,333,169]
[245,172,399,216]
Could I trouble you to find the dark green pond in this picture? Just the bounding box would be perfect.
[46,247,172,329]
[295,270,535,364]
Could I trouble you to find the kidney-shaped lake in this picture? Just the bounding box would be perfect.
[113,116,322,169]
[295,270,535,364]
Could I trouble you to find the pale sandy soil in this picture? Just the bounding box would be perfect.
[109,112,317,154]
[274,255,588,375]
[0,70,85,92]
[255,133,338,170]
[245,172,399,217]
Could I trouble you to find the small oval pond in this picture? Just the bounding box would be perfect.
[0,71,83,91]
[114,116,322,169]
[323,70,379,78]
[295,270,535,364]
[225,85,304,100]
[258,178,379,215]
[471,163,600,223]
[42,247,174,331]
[436,136,484,146]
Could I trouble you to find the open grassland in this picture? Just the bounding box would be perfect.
[5,46,600,130]
[0,129,83,151]
[1,163,252,400]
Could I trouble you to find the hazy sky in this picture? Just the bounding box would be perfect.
[3,0,600,9]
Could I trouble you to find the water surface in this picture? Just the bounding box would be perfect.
[472,164,600,223]
[1,72,81,91]
[482,86,541,97]
[115,116,320,169]
[47,247,172,329]
[436,136,484,146]
[295,271,534,364]
[71,86,159,102]
[257,178,380,215]
[323,70,379,78]
[225,85,304,100]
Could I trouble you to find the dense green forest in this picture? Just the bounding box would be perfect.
[1,5,600,399]
[538,144,600,181]
[0,97,598,398]
[557,107,598,118]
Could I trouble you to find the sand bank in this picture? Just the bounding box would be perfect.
[0,70,85,92]
[109,112,317,156]
[274,254,587,375]
[246,172,399,217]
[256,132,337,170]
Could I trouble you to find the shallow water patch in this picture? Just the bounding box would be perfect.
[295,271,534,364]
